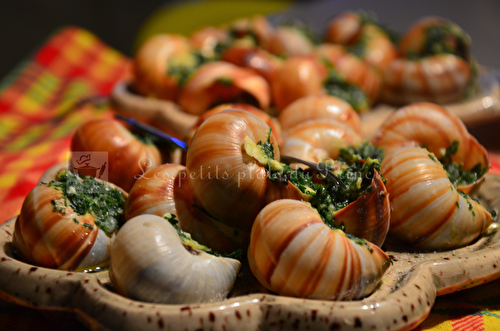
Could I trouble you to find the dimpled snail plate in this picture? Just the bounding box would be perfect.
[0,170,499,330]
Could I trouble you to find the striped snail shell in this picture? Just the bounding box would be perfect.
[381,146,493,250]
[372,102,489,193]
[177,61,271,115]
[13,172,127,271]
[133,34,195,101]
[248,199,390,300]
[125,163,250,254]
[109,214,241,304]
[278,95,363,134]
[186,109,305,233]
[280,118,364,167]
[71,118,162,192]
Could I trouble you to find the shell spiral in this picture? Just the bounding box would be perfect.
[248,199,390,300]
[381,146,493,250]
[109,215,241,304]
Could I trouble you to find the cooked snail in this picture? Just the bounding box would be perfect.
[280,118,363,166]
[325,11,399,72]
[187,103,282,144]
[381,146,493,250]
[186,109,304,233]
[372,102,490,193]
[278,95,363,134]
[316,44,383,109]
[109,214,241,304]
[381,17,475,105]
[133,34,201,100]
[13,170,126,271]
[71,118,162,192]
[125,163,250,253]
[177,61,271,115]
[248,199,390,300]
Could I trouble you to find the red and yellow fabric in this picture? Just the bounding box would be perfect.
[0,24,499,331]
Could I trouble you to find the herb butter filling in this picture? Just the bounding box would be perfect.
[47,170,125,235]
[245,132,384,251]
[437,140,489,187]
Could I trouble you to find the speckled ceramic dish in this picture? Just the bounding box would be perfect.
[1,171,499,331]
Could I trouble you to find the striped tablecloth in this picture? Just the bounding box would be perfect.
[0,26,499,331]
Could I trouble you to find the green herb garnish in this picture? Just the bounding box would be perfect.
[48,170,125,235]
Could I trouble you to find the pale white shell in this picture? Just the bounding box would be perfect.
[109,214,241,304]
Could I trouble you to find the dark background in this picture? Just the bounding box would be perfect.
[1,0,500,79]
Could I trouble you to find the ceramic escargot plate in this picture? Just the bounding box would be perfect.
[0,175,498,331]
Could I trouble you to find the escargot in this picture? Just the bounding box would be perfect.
[125,163,250,254]
[278,95,363,134]
[13,170,127,271]
[248,199,390,300]
[372,102,490,193]
[186,109,306,233]
[133,33,202,101]
[381,146,493,250]
[109,214,241,304]
[381,17,475,105]
[70,118,162,192]
[325,11,399,72]
[177,61,271,115]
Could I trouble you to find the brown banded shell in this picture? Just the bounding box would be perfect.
[177,61,271,115]
[133,34,194,100]
[280,118,364,166]
[381,146,493,250]
[248,199,390,300]
[12,178,127,271]
[71,118,162,192]
[381,55,472,105]
[278,95,363,134]
[187,103,282,145]
[186,109,305,233]
[315,44,383,106]
[372,102,490,193]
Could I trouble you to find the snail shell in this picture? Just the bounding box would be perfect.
[177,61,271,115]
[221,45,282,84]
[109,214,241,304]
[267,25,316,56]
[381,17,473,105]
[187,103,282,144]
[372,102,489,193]
[315,44,383,106]
[381,55,471,105]
[133,34,194,100]
[381,146,493,250]
[280,118,363,166]
[125,163,250,253]
[325,11,361,46]
[278,95,363,134]
[332,169,390,247]
[248,199,390,300]
[186,109,304,232]
[271,55,326,111]
[12,177,126,271]
[71,118,162,192]
[325,12,398,72]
